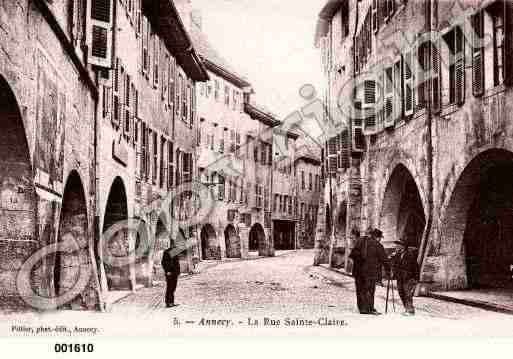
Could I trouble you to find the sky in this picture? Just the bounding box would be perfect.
[191,0,326,119]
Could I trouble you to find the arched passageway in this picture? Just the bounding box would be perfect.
[224,225,241,258]
[249,223,266,255]
[102,177,129,290]
[0,77,37,310]
[380,164,426,248]
[54,171,92,308]
[201,224,220,260]
[441,149,513,289]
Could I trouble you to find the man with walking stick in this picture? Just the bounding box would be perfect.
[349,228,390,315]
[390,238,420,316]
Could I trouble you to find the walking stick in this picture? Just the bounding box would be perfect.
[385,278,390,314]
[391,278,396,312]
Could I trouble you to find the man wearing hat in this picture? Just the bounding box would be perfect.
[161,234,186,308]
[349,228,390,315]
[390,238,420,316]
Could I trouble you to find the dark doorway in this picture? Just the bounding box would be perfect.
[102,177,129,290]
[273,220,296,250]
[201,224,220,260]
[55,171,90,308]
[464,163,513,289]
[0,77,36,310]
[249,223,266,254]
[224,225,241,258]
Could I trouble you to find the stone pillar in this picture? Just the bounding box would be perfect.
[345,164,363,271]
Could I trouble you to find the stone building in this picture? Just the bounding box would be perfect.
[94,0,208,302]
[314,0,513,300]
[176,1,278,260]
[0,0,99,310]
[294,147,322,250]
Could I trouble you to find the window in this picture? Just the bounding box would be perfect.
[444,27,465,105]
[232,90,238,110]
[206,81,212,98]
[309,173,313,191]
[472,11,485,96]
[235,132,241,157]
[152,131,158,184]
[214,79,220,101]
[492,9,504,86]
[182,76,187,120]
[141,122,147,180]
[153,35,159,87]
[301,171,305,190]
[274,194,279,212]
[315,174,319,191]
[160,137,165,188]
[224,85,230,106]
[260,142,267,165]
[253,141,259,162]
[168,141,174,189]
[218,175,225,200]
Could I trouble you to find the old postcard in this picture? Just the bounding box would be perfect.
[1,0,513,356]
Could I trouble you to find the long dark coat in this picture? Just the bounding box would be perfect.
[349,237,390,280]
[161,249,181,278]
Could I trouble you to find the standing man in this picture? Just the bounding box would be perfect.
[349,228,389,315]
[391,239,420,316]
[161,240,182,308]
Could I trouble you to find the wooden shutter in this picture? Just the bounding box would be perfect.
[403,52,414,116]
[455,27,465,105]
[112,58,120,127]
[372,0,378,33]
[89,0,112,67]
[363,79,376,134]
[340,129,350,169]
[503,0,513,86]
[384,67,395,128]
[472,11,484,96]
[327,137,338,174]
[352,101,365,152]
[431,40,441,114]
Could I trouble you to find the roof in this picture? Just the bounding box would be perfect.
[187,19,252,89]
[295,154,321,166]
[314,0,347,48]
[142,0,209,81]
[244,102,281,128]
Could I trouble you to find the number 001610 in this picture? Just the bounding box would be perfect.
[54,343,94,353]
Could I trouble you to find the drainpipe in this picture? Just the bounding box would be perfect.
[418,2,435,292]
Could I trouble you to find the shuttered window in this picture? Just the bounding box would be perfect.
[92,26,108,58]
[403,52,414,116]
[472,11,485,97]
[167,142,173,189]
[91,0,111,22]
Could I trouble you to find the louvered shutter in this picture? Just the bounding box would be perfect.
[431,40,441,114]
[89,0,112,67]
[384,68,395,128]
[340,129,350,169]
[472,11,484,96]
[112,58,120,128]
[503,0,513,86]
[455,28,465,105]
[403,52,414,116]
[352,101,365,152]
[363,79,376,134]
[372,0,378,33]
[327,137,338,174]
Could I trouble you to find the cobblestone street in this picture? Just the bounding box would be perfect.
[98,250,512,336]
[3,250,513,337]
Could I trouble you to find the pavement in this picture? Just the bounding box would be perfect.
[2,250,513,337]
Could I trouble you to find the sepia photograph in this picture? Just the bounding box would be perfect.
[1,0,513,355]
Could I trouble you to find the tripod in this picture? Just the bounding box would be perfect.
[385,274,396,314]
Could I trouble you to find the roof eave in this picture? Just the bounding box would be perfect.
[203,58,252,88]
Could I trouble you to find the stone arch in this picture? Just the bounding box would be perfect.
[435,149,513,289]
[200,223,220,260]
[249,223,266,255]
[54,170,94,309]
[102,177,129,290]
[224,224,241,258]
[0,75,37,310]
[380,164,426,248]
[378,155,428,227]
